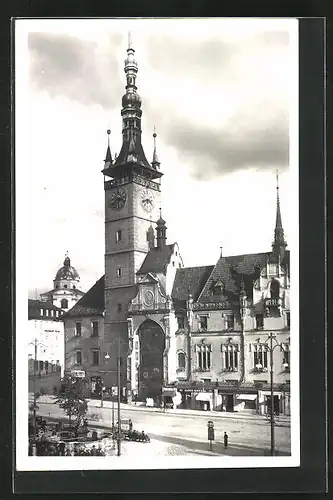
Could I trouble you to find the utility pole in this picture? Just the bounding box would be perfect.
[117,339,121,457]
[269,332,275,456]
[33,339,37,449]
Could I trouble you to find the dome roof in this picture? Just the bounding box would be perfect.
[122,91,141,108]
[55,256,80,281]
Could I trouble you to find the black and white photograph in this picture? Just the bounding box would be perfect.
[15,17,299,471]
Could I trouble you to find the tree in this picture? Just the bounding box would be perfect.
[55,375,89,431]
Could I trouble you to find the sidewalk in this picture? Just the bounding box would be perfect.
[31,395,290,425]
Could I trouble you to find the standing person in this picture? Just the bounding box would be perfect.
[129,419,133,432]
[224,431,228,448]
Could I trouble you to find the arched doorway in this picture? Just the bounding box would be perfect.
[138,319,165,402]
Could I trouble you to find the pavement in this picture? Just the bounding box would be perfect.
[31,394,291,426]
[29,394,291,457]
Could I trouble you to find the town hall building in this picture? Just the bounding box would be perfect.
[63,37,291,416]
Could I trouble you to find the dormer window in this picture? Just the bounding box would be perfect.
[64,284,68,289]
[213,279,224,295]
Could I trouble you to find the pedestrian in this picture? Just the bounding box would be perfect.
[91,445,97,456]
[224,431,228,448]
[129,419,133,432]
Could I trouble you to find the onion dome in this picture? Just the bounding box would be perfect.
[121,91,142,108]
[55,255,80,281]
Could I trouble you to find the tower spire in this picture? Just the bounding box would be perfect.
[152,127,160,169]
[102,34,163,181]
[272,169,287,259]
[104,129,113,167]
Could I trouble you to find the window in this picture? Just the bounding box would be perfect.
[196,344,211,370]
[56,284,59,289]
[39,360,44,371]
[221,344,239,371]
[40,309,43,316]
[75,322,82,337]
[117,303,122,313]
[270,279,280,299]
[116,230,122,242]
[135,352,139,361]
[116,268,122,278]
[253,345,268,369]
[61,298,68,309]
[177,316,185,329]
[256,314,264,329]
[225,314,234,330]
[45,309,49,317]
[51,310,54,317]
[64,284,68,289]
[135,341,139,350]
[282,344,290,366]
[91,321,99,337]
[76,351,82,365]
[286,312,290,328]
[178,352,186,370]
[73,285,76,289]
[92,350,100,365]
[172,261,175,266]
[199,316,208,331]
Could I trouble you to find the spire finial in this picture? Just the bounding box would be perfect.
[220,243,223,258]
[128,31,132,50]
[272,169,287,258]
[65,250,68,259]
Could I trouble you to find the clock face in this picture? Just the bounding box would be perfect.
[109,187,127,210]
[141,188,154,212]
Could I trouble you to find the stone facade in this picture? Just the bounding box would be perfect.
[63,39,291,415]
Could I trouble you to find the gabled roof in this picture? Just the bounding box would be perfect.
[28,299,63,320]
[62,276,105,318]
[137,244,175,275]
[172,265,215,308]
[197,250,290,305]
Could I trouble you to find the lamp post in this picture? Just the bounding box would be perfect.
[105,338,124,457]
[256,332,288,456]
[28,338,46,453]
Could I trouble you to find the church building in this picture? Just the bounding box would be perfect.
[63,37,291,415]
[40,254,85,311]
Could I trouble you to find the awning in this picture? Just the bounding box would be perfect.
[236,394,257,401]
[162,388,177,397]
[196,392,212,402]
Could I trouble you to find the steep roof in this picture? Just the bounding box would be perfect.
[172,265,214,309]
[197,250,290,305]
[62,276,105,318]
[137,244,175,275]
[28,299,63,320]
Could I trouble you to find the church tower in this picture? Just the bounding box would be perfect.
[102,35,163,372]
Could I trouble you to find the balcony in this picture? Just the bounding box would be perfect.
[251,364,268,374]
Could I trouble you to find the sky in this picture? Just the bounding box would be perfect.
[15,18,298,296]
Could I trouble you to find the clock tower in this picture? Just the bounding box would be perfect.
[102,35,163,377]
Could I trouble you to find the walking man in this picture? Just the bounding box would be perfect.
[224,431,228,448]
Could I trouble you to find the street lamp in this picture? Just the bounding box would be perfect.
[255,333,288,456]
[104,353,115,432]
[104,339,124,457]
[28,338,46,454]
